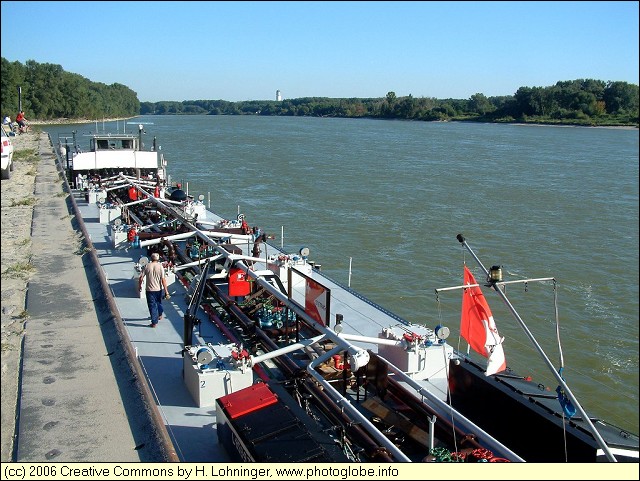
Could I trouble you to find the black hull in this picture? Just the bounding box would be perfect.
[448,359,639,462]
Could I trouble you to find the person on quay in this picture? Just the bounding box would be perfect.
[16,111,28,132]
[138,252,170,327]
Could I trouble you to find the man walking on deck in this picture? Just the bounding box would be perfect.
[138,252,170,327]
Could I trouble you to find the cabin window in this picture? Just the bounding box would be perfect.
[97,139,109,150]
[121,139,133,149]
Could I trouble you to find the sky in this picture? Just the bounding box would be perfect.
[1,1,638,103]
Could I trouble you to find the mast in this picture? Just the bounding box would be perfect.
[456,234,617,462]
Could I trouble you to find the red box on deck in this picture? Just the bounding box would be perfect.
[218,382,278,419]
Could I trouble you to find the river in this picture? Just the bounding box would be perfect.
[43,115,639,434]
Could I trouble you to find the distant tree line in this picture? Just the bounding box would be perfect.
[1,58,140,120]
[141,80,638,127]
[2,58,637,127]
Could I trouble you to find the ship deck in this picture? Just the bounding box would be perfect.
[78,197,413,462]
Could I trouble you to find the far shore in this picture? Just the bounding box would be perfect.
[26,116,638,130]
[508,122,638,130]
[29,117,132,126]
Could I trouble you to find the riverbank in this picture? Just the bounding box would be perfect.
[0,132,161,462]
[24,115,638,130]
[29,117,131,126]
[507,121,638,130]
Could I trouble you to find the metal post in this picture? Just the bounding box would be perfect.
[18,86,22,112]
[428,415,436,452]
[456,233,618,462]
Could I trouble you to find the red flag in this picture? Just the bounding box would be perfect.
[461,265,507,376]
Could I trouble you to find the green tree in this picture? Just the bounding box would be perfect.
[469,93,493,115]
[603,81,639,114]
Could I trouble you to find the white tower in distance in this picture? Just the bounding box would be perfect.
[276,90,282,101]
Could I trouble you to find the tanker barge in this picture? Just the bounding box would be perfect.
[50,123,638,463]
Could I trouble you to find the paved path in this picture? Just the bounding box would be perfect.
[1,131,162,462]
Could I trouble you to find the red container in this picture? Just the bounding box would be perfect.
[218,382,278,419]
[229,267,251,296]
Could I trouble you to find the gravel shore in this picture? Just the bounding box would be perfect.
[0,131,161,462]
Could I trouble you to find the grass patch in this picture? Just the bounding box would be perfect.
[18,238,31,246]
[75,245,92,256]
[10,197,37,207]
[2,261,35,279]
[14,148,39,164]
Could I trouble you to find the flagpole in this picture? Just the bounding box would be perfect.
[456,234,617,462]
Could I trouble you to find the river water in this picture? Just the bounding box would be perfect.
[43,115,639,434]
